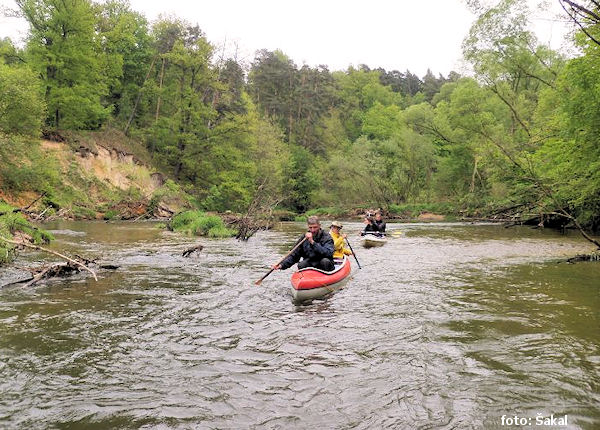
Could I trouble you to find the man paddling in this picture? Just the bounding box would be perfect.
[273,216,334,271]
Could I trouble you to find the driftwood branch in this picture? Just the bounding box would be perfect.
[22,263,76,288]
[182,244,203,257]
[0,259,112,288]
[0,236,98,281]
[549,211,600,249]
[0,192,46,216]
[566,251,600,263]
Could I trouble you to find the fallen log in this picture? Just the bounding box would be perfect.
[1,261,119,289]
[566,252,600,263]
[0,236,97,281]
[22,262,79,287]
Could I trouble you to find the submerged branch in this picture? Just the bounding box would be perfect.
[0,236,98,281]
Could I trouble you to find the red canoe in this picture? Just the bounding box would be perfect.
[291,256,352,303]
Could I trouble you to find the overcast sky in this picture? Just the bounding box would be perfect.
[0,0,572,77]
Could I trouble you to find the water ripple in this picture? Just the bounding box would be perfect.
[0,221,598,428]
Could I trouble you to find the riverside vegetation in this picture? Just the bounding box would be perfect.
[1,0,599,265]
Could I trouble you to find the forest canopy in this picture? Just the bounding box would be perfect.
[1,0,599,233]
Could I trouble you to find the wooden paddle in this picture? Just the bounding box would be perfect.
[255,237,307,285]
[345,237,362,269]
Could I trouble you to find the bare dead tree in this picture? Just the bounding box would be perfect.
[229,180,283,241]
[559,0,600,46]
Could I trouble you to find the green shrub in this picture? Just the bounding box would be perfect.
[103,210,118,220]
[207,226,234,238]
[170,210,235,238]
[0,201,53,266]
[72,206,97,220]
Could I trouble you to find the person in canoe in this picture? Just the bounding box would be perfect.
[273,216,335,271]
[329,221,353,259]
[362,213,383,236]
[374,210,386,233]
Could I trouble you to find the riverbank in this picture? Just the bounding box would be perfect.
[1,131,595,242]
[0,131,192,222]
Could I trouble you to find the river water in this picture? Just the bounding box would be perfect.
[0,221,598,429]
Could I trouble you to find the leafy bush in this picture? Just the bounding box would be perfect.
[0,201,53,266]
[170,210,235,238]
[103,210,118,220]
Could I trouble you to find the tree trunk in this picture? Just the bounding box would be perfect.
[470,157,479,193]
[155,57,166,122]
[125,55,157,135]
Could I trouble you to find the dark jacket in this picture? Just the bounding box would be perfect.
[374,219,386,232]
[280,229,334,270]
[363,219,384,236]
[363,220,380,233]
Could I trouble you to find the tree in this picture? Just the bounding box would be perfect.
[0,38,23,65]
[95,0,153,122]
[17,0,110,129]
[334,67,402,141]
[248,50,337,153]
[531,20,600,233]
[248,49,297,139]
[0,62,45,135]
[361,102,403,140]
[283,145,320,212]
[421,69,447,102]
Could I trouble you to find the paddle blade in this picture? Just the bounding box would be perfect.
[255,268,274,285]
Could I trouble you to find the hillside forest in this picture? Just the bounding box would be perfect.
[0,0,599,239]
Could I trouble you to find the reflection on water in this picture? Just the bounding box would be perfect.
[0,221,598,429]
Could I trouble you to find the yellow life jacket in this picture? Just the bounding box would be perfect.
[330,229,352,259]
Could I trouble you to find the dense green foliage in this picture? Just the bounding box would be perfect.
[169,210,235,238]
[0,201,53,265]
[0,61,45,134]
[1,0,599,233]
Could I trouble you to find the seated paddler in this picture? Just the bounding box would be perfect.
[362,213,383,236]
[273,216,335,272]
[329,220,352,260]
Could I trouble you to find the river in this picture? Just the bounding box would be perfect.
[0,221,598,429]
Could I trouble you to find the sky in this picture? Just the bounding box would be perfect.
[0,0,573,78]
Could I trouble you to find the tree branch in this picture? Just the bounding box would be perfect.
[489,83,531,137]
[0,236,97,281]
[560,0,600,46]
